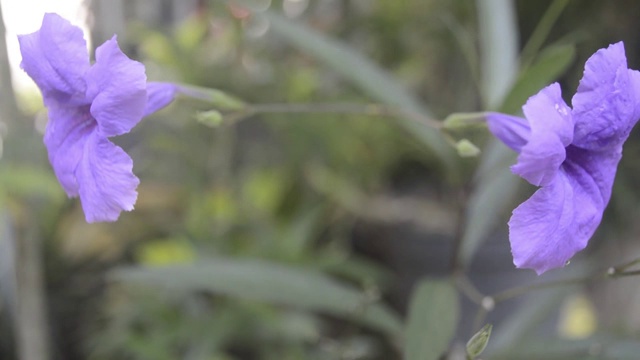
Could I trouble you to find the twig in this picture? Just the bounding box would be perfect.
[224,102,444,130]
[491,274,600,303]
[489,256,640,304]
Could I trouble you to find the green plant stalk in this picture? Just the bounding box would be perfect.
[486,256,640,303]
[177,84,247,111]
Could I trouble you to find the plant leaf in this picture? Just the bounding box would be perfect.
[404,279,459,360]
[500,44,576,114]
[476,0,519,108]
[111,258,403,337]
[519,0,571,69]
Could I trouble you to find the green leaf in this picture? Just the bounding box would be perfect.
[519,0,571,69]
[110,259,403,337]
[260,10,455,166]
[500,44,576,114]
[476,0,519,109]
[404,279,459,360]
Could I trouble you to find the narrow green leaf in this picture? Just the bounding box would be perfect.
[519,0,571,69]
[500,44,576,114]
[476,0,519,109]
[404,280,459,360]
[111,259,403,337]
[261,10,455,165]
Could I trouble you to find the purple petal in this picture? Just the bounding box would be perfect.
[509,170,601,275]
[485,112,530,153]
[565,146,621,211]
[43,104,95,196]
[76,133,140,223]
[85,36,147,137]
[509,144,623,275]
[571,42,639,150]
[18,13,90,104]
[144,82,178,116]
[629,69,640,121]
[511,83,574,186]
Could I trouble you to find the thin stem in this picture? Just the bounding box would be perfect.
[232,103,443,130]
[450,187,472,273]
[455,273,485,305]
[611,269,640,278]
[177,84,246,111]
[472,306,489,336]
[491,274,600,303]
[610,257,640,273]
[490,256,640,303]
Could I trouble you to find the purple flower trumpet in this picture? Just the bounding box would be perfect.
[487,42,640,274]
[19,13,176,223]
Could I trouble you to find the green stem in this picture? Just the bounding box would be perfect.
[176,84,247,111]
[610,257,640,273]
[491,274,600,303]
[610,269,640,278]
[489,256,640,303]
[215,102,444,131]
[455,273,486,305]
[441,111,489,130]
[472,306,489,338]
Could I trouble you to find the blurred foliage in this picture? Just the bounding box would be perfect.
[2,0,640,360]
[403,280,459,360]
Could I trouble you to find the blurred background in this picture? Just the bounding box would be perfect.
[1,0,640,359]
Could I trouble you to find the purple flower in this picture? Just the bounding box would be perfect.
[487,42,640,274]
[19,13,176,223]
